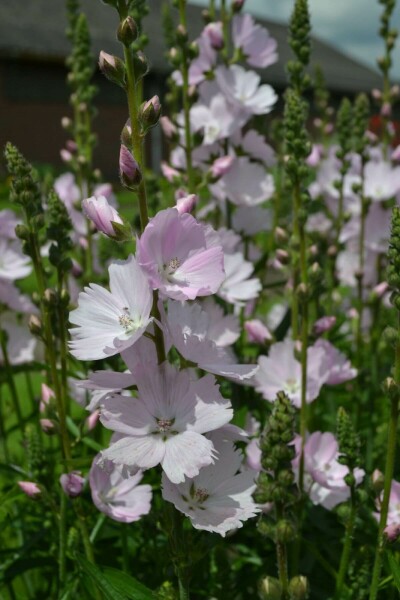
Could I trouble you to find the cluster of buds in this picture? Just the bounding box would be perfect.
[255,391,298,544]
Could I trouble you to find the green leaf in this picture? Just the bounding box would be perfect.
[386,550,400,591]
[102,566,155,600]
[77,556,154,600]
[77,555,127,600]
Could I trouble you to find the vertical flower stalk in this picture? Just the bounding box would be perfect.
[334,407,363,598]
[284,0,312,494]
[255,392,300,599]
[369,207,400,600]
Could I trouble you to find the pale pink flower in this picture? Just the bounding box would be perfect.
[190,94,239,145]
[40,418,55,433]
[245,319,272,344]
[231,129,276,166]
[0,240,32,281]
[100,364,233,483]
[166,300,256,381]
[0,313,37,365]
[315,339,357,385]
[232,14,278,68]
[364,160,400,202]
[82,195,124,238]
[54,172,86,238]
[232,205,272,235]
[162,435,259,536]
[161,162,180,182]
[306,144,323,167]
[293,432,364,510]
[0,209,20,239]
[137,208,225,301]
[60,471,85,498]
[217,252,261,306]
[255,339,327,407]
[173,34,216,86]
[216,65,277,116]
[90,456,152,522]
[210,156,274,206]
[18,481,41,497]
[160,116,177,138]
[374,479,400,539]
[306,212,332,234]
[0,280,37,314]
[69,255,153,360]
[86,410,100,431]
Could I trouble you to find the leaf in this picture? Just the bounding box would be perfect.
[102,566,156,600]
[386,550,400,591]
[77,555,155,600]
[77,555,127,600]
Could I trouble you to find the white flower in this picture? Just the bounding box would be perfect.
[69,255,153,360]
[0,239,32,281]
[218,252,261,306]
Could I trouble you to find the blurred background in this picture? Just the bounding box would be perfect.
[0,0,397,180]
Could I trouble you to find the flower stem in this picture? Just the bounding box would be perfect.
[369,323,400,600]
[177,0,195,194]
[334,487,356,598]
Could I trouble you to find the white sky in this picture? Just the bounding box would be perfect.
[189,0,400,80]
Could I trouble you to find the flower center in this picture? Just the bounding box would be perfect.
[118,307,136,332]
[284,378,300,394]
[156,418,174,432]
[164,257,180,274]
[194,487,209,503]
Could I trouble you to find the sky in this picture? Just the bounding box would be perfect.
[189,0,400,81]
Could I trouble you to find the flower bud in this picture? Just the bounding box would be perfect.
[232,0,245,12]
[119,145,142,189]
[371,281,389,300]
[176,194,197,214]
[313,315,336,336]
[98,51,126,88]
[204,22,224,50]
[210,155,234,178]
[43,288,57,307]
[28,314,42,336]
[121,118,132,147]
[176,24,188,44]
[275,249,290,265]
[85,410,100,432]
[258,576,282,600]
[61,116,72,130]
[140,95,162,129]
[117,16,138,45]
[82,195,128,240]
[385,523,400,542]
[133,51,149,80]
[371,88,382,101]
[372,469,384,493]
[160,116,177,139]
[381,102,392,117]
[60,471,85,498]
[288,575,309,599]
[71,259,83,278]
[274,226,288,243]
[18,481,41,497]
[40,418,57,434]
[245,319,272,344]
[40,383,55,413]
[60,149,73,163]
[15,224,30,240]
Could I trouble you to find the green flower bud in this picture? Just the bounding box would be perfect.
[117,16,138,46]
[288,575,309,599]
[258,576,282,600]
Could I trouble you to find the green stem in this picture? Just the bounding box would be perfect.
[276,507,289,599]
[369,317,400,600]
[178,0,195,194]
[58,491,68,593]
[0,330,24,432]
[335,487,356,598]
[121,524,129,573]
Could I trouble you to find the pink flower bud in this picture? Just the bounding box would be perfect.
[176,194,198,214]
[381,102,392,117]
[82,195,124,238]
[385,523,400,542]
[86,410,100,432]
[211,155,234,178]
[40,418,56,434]
[313,315,336,336]
[275,249,290,264]
[373,281,389,299]
[371,88,382,100]
[119,145,142,189]
[18,481,41,497]
[204,22,224,50]
[232,0,245,12]
[324,123,334,135]
[71,259,83,278]
[245,319,272,344]
[60,471,85,498]
[306,144,323,167]
[40,383,55,413]
[160,116,177,139]
[161,162,180,182]
[391,85,400,98]
[392,145,400,161]
[66,140,78,153]
[61,116,72,129]
[98,51,126,88]
[140,95,162,128]
[60,149,73,163]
